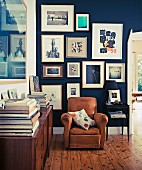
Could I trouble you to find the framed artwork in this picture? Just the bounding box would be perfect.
[76,14,89,31]
[106,63,125,82]
[42,35,64,62]
[0,36,8,61]
[1,91,9,100]
[8,88,18,99]
[92,23,123,59]
[67,62,80,77]
[42,85,62,110]
[108,89,121,103]
[41,5,74,32]
[10,34,26,59]
[67,83,80,99]
[43,65,63,78]
[66,37,87,58]
[82,61,104,88]
[0,4,26,32]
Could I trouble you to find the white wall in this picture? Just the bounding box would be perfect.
[0,0,36,99]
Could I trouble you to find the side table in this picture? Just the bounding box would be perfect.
[104,103,130,141]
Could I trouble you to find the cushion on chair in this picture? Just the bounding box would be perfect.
[68,109,96,130]
[70,127,100,135]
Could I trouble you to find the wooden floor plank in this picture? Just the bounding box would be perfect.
[70,150,82,170]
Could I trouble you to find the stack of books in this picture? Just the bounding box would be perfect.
[108,111,126,118]
[0,98,40,136]
[27,93,50,108]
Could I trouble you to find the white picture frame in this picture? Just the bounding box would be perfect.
[106,63,125,82]
[41,35,64,62]
[67,83,80,99]
[41,5,74,32]
[42,84,62,110]
[76,14,89,31]
[108,89,121,103]
[67,62,80,77]
[92,23,123,59]
[8,88,18,99]
[82,61,104,88]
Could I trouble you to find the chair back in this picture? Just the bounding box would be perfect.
[68,97,97,119]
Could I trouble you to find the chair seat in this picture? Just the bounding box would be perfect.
[70,127,100,135]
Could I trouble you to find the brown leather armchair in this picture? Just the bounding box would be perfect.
[61,97,108,149]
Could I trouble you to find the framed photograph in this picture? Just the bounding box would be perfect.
[92,23,123,59]
[82,61,104,88]
[67,62,80,77]
[108,89,121,103]
[0,62,8,77]
[0,4,26,32]
[10,34,26,59]
[1,91,9,100]
[66,37,87,58]
[0,36,8,61]
[42,35,64,62]
[67,83,80,99]
[43,65,63,78]
[41,5,74,32]
[106,63,125,82]
[42,85,62,110]
[11,66,26,78]
[76,14,89,31]
[8,88,18,99]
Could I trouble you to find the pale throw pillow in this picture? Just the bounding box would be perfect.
[68,109,95,130]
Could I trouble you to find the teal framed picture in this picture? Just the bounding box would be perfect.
[76,14,89,31]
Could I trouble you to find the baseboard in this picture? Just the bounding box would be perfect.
[53,127,64,134]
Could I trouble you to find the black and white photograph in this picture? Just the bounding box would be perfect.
[67,83,80,99]
[82,61,104,88]
[41,5,74,32]
[108,89,121,103]
[43,65,63,78]
[106,63,125,82]
[67,62,80,77]
[42,35,64,62]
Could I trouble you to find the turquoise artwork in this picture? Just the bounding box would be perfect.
[78,16,87,28]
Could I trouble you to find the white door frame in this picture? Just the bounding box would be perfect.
[127,30,142,134]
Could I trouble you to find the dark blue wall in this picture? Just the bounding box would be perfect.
[36,0,142,127]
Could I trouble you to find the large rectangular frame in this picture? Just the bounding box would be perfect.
[106,63,125,82]
[42,85,62,110]
[92,23,123,59]
[66,37,87,58]
[82,61,104,88]
[41,5,74,32]
[42,35,64,62]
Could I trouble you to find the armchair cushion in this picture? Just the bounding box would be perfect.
[68,109,96,130]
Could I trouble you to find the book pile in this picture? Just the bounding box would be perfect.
[27,93,50,109]
[108,111,126,118]
[0,98,40,136]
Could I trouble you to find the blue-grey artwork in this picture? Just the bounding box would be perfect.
[86,65,100,84]
[47,68,59,74]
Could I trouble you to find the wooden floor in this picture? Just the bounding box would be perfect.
[44,107,142,170]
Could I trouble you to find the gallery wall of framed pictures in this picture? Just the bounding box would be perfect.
[37,0,129,117]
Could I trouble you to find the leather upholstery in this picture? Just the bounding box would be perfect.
[61,97,108,149]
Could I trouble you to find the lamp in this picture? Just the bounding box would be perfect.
[103,80,118,104]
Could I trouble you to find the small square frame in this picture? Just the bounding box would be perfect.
[8,88,18,99]
[76,14,89,31]
[43,65,63,78]
[67,62,80,77]
[108,89,121,103]
[66,37,87,58]
[67,83,80,99]
[106,63,125,82]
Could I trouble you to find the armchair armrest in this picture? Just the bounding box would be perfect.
[61,113,73,149]
[94,113,108,148]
